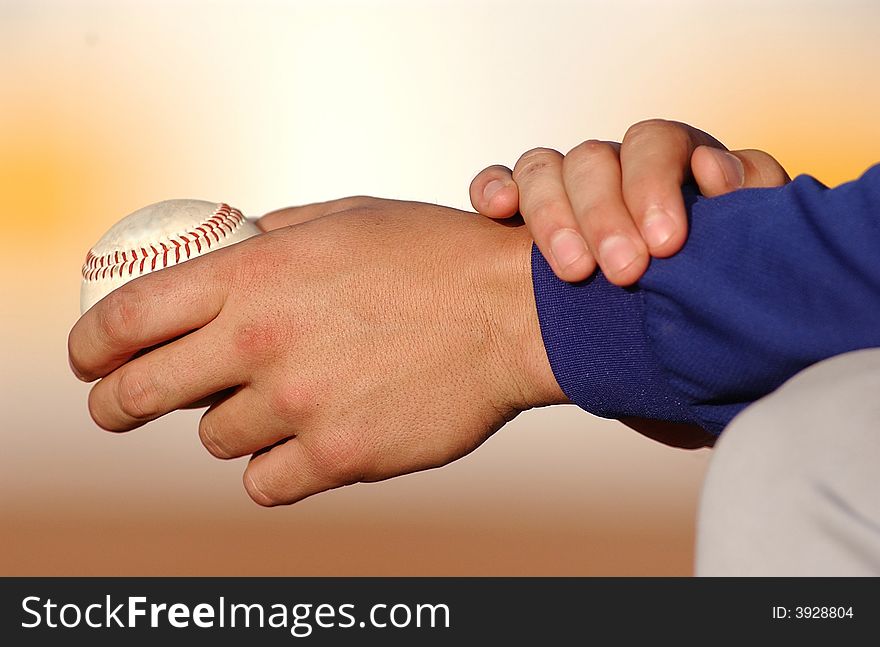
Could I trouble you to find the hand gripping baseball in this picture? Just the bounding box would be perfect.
[69,199,563,506]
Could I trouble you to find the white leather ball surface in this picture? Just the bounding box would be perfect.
[80,199,259,313]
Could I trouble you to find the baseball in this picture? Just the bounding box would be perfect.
[80,199,260,314]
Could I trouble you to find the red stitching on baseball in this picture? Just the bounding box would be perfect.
[82,204,246,282]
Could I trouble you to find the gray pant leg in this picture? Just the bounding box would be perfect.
[696,348,880,576]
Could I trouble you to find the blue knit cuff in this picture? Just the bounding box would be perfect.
[531,244,695,426]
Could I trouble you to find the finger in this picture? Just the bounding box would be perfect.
[620,119,724,257]
[562,140,648,286]
[257,196,378,231]
[69,249,231,382]
[243,431,367,506]
[468,165,519,218]
[512,147,595,282]
[87,323,241,431]
[198,384,297,460]
[691,146,791,197]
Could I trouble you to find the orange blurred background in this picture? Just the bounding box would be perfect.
[1,0,878,576]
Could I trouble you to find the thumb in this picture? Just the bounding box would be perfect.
[469,165,519,219]
[692,146,791,198]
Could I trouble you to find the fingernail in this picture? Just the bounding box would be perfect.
[550,228,588,270]
[713,149,745,188]
[642,207,676,249]
[483,179,505,204]
[599,235,639,275]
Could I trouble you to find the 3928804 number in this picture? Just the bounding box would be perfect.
[795,606,853,619]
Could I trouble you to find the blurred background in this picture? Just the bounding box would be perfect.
[1,0,878,576]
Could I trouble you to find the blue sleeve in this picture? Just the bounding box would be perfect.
[533,163,880,435]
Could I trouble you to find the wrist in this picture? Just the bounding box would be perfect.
[476,224,568,412]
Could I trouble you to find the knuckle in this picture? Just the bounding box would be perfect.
[97,289,141,347]
[231,321,280,359]
[624,118,673,143]
[528,197,571,227]
[623,119,690,156]
[512,147,561,181]
[335,196,378,213]
[115,366,161,420]
[565,139,617,169]
[268,382,315,422]
[199,416,234,459]
[742,150,790,185]
[308,431,367,486]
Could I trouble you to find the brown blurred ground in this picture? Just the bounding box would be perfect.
[3,510,696,576]
[1,405,707,576]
